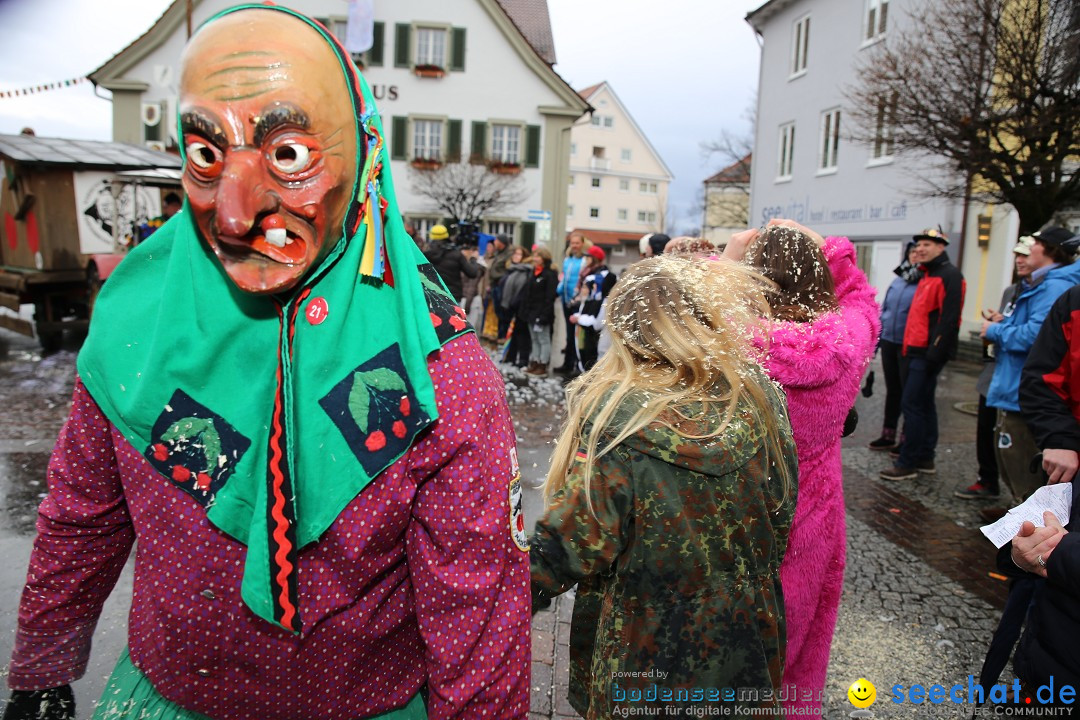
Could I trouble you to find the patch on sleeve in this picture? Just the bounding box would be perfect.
[574,450,588,463]
[509,475,529,551]
[418,263,473,344]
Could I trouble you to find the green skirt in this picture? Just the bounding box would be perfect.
[92,648,427,720]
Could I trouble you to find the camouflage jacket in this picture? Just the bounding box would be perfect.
[531,379,798,719]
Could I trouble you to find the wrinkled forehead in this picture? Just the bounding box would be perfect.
[180,10,349,117]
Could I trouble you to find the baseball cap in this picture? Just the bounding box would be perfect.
[913,228,949,245]
[1012,236,1035,255]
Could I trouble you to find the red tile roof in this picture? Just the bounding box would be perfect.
[576,82,603,101]
[567,228,645,248]
[497,0,557,65]
[704,154,751,185]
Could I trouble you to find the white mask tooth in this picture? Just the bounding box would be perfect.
[265,227,287,248]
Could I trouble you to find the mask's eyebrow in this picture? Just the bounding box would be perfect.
[180,110,228,149]
[253,104,311,147]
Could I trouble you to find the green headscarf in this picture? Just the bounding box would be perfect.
[77,5,470,633]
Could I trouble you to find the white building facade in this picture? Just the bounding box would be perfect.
[565,82,672,255]
[89,0,588,250]
[746,0,1019,334]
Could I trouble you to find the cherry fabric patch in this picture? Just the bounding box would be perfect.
[418,263,473,344]
[319,343,432,476]
[144,390,251,507]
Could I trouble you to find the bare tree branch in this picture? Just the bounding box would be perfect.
[845,0,1080,233]
[408,161,529,224]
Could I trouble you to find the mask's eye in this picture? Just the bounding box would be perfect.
[185,140,223,178]
[270,143,313,175]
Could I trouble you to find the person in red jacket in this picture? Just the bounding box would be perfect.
[881,228,966,480]
[997,284,1080,698]
[1020,283,1080,483]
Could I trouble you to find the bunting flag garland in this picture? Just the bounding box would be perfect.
[0,76,88,99]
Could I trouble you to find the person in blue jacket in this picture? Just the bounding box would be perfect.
[956,237,1033,500]
[982,226,1080,501]
[869,242,920,451]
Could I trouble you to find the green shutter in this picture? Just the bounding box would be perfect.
[521,222,536,249]
[450,28,467,71]
[447,120,462,162]
[394,23,411,67]
[525,125,541,168]
[470,121,487,164]
[367,22,385,66]
[391,116,408,160]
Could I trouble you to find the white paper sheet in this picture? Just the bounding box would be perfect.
[980,483,1073,549]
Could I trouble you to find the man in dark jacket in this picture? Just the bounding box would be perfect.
[995,284,1080,699]
[881,228,966,481]
[1021,283,1080,484]
[422,223,480,302]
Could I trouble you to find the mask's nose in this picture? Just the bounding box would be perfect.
[214,149,272,238]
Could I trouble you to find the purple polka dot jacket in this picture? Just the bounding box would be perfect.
[8,334,530,720]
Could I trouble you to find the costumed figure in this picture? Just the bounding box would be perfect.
[4,7,529,720]
[728,219,879,712]
[531,256,798,719]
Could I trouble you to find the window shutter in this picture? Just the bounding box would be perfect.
[525,125,541,168]
[394,23,411,67]
[367,22,385,66]
[391,116,408,160]
[450,28,467,71]
[521,222,536,249]
[470,121,487,163]
[447,119,463,162]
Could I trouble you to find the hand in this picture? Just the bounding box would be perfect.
[1011,511,1068,577]
[569,314,579,324]
[723,228,759,262]
[980,320,995,338]
[767,218,825,247]
[3,686,75,720]
[1043,448,1080,484]
[981,308,1004,322]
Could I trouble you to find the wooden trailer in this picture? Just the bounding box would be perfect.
[0,134,182,350]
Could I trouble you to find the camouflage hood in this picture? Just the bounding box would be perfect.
[610,390,776,478]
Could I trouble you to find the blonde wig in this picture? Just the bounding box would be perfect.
[545,255,793,514]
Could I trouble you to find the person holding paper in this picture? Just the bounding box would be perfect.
[1021,282,1080,485]
[992,283,1080,699]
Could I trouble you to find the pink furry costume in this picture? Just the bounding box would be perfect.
[758,236,880,710]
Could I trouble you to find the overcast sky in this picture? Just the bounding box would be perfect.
[0,0,764,232]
